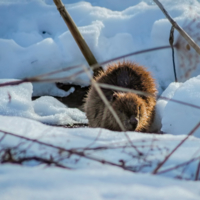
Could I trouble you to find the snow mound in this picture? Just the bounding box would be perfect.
[159,76,200,137]
[0,79,87,125]
[1,164,200,200]
[1,0,200,96]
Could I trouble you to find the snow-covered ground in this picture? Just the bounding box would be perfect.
[0,115,200,199]
[0,79,87,125]
[1,0,200,199]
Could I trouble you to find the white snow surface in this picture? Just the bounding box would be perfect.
[0,79,87,125]
[1,0,200,199]
[161,76,200,137]
[1,164,200,200]
[0,115,200,199]
[1,0,200,95]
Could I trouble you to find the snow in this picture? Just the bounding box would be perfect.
[0,79,87,125]
[1,0,200,95]
[1,164,200,200]
[1,0,200,199]
[161,76,200,137]
[0,115,200,199]
[0,114,200,199]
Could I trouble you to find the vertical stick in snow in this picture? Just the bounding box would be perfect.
[53,0,103,77]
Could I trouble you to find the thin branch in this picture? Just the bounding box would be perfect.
[155,156,200,175]
[152,121,200,174]
[35,64,82,79]
[1,149,71,169]
[1,72,200,113]
[169,26,177,82]
[195,160,200,181]
[153,0,200,55]
[159,96,200,110]
[0,129,137,172]
[1,76,200,114]
[91,45,171,71]
[0,70,85,87]
[0,45,171,88]
[98,83,154,97]
[76,144,159,151]
[0,134,6,143]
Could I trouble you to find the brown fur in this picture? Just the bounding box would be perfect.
[84,61,157,132]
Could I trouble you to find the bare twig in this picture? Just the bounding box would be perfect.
[159,96,200,110]
[35,64,82,79]
[0,134,6,143]
[77,144,159,151]
[155,156,200,175]
[1,74,200,114]
[0,70,85,87]
[169,26,177,82]
[152,121,200,174]
[1,148,71,169]
[91,45,171,71]
[153,0,200,55]
[98,83,154,97]
[0,45,171,89]
[0,129,138,172]
[195,160,200,181]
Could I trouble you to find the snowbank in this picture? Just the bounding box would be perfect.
[1,164,200,200]
[0,79,87,125]
[160,76,200,137]
[0,115,200,199]
[1,0,200,96]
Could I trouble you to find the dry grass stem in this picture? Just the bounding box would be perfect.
[91,45,171,71]
[152,121,200,174]
[53,0,103,76]
[195,160,200,180]
[98,83,154,97]
[153,0,200,55]
[156,156,200,176]
[0,128,137,172]
[0,45,171,90]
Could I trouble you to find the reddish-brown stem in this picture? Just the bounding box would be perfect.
[155,156,200,175]
[195,160,200,181]
[152,121,200,174]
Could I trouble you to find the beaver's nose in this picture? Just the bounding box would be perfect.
[124,116,139,131]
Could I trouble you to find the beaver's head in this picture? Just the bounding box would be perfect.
[106,92,146,131]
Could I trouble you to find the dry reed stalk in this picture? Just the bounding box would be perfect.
[153,0,200,55]
[53,0,103,77]
[152,121,200,174]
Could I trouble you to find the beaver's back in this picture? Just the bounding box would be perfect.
[96,61,157,95]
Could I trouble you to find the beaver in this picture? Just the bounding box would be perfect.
[84,61,157,132]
